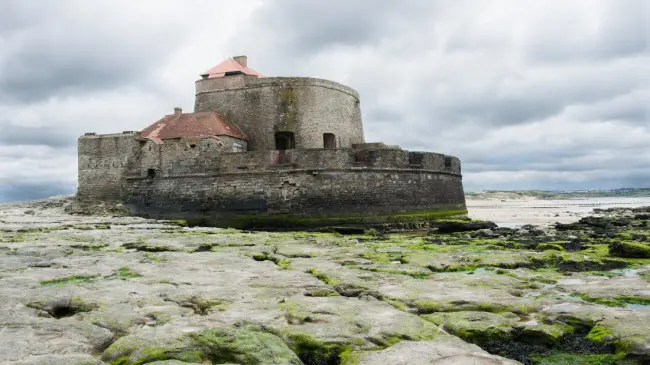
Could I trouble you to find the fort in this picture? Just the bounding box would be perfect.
[76,56,467,229]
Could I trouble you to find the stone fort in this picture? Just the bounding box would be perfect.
[77,56,466,229]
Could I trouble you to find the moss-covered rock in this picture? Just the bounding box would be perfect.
[100,327,302,365]
[609,241,650,258]
[421,311,519,343]
[537,243,565,252]
[421,311,569,347]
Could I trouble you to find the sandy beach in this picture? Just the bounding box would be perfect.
[467,196,650,227]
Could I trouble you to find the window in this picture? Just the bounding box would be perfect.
[224,71,244,76]
[190,144,196,149]
[275,132,295,150]
[409,152,423,165]
[147,169,156,179]
[323,133,336,149]
[232,142,245,152]
[444,157,452,169]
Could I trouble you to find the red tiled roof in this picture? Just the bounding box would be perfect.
[140,111,248,143]
[201,58,264,79]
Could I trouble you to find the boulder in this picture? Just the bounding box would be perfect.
[609,241,650,258]
[434,221,498,234]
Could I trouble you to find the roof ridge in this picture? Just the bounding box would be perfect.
[202,57,264,79]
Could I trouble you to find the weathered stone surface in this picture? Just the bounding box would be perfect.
[13,355,106,365]
[344,340,520,365]
[1,197,650,364]
[195,75,365,151]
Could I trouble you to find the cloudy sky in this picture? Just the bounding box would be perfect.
[0,0,648,202]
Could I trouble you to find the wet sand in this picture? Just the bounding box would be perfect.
[466,196,650,227]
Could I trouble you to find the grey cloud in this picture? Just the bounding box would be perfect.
[0,124,77,148]
[524,0,648,62]
[0,2,190,103]
[0,182,74,203]
[241,1,441,54]
[2,1,649,202]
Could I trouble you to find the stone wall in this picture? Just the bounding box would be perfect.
[120,146,465,223]
[77,132,140,200]
[134,136,247,177]
[78,134,466,226]
[125,145,462,177]
[123,168,466,220]
[194,76,365,151]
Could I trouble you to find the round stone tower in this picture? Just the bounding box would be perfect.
[193,56,365,151]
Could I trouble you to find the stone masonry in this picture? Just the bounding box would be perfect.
[76,56,467,227]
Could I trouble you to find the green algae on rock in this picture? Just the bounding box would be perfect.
[609,241,650,258]
[101,327,302,365]
[3,196,650,365]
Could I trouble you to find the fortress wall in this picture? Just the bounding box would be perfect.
[127,145,461,177]
[217,150,275,172]
[77,132,140,200]
[126,145,462,177]
[123,167,466,219]
[287,149,354,169]
[130,137,247,178]
[194,77,364,151]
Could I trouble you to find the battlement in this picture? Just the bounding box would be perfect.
[121,138,461,179]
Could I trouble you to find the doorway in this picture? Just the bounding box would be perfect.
[323,133,336,149]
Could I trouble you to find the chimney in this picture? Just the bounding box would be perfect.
[233,55,247,67]
[174,107,182,115]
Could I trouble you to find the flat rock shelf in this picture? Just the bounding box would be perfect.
[1,195,649,365]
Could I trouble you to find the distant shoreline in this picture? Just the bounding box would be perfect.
[466,188,650,201]
[467,195,650,226]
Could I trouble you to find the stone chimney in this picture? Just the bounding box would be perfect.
[233,55,247,67]
[174,107,182,115]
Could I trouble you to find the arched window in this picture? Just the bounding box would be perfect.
[275,132,295,150]
[323,133,336,149]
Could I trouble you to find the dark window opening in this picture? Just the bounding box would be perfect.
[323,133,336,149]
[409,152,424,165]
[224,71,244,76]
[147,169,156,179]
[275,132,295,150]
[190,144,196,149]
[444,157,452,169]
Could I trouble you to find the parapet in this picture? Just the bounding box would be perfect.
[195,74,360,100]
[125,141,462,179]
[79,131,141,139]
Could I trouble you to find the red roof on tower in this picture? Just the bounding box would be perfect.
[200,56,264,79]
[140,109,248,144]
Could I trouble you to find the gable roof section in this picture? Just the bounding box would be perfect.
[201,58,264,79]
[140,111,248,143]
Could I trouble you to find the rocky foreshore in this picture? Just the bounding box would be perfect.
[1,196,649,365]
